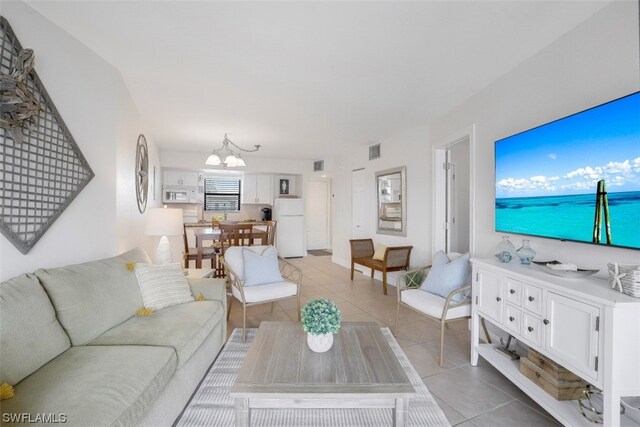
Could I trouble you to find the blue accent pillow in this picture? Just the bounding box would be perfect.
[242,246,284,287]
[421,251,471,302]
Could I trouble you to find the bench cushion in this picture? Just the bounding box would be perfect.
[401,289,471,320]
[0,345,176,427]
[89,300,224,368]
[0,274,70,385]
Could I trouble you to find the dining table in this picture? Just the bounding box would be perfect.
[192,225,269,268]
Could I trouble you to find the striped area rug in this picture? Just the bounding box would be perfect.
[176,328,450,426]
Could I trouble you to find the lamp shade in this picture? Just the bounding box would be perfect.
[205,153,221,166]
[144,208,183,236]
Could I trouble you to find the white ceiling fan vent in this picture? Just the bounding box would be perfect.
[369,143,381,160]
[313,160,324,172]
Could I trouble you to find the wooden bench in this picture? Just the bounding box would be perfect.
[349,239,413,295]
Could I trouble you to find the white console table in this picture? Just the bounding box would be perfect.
[470,258,640,426]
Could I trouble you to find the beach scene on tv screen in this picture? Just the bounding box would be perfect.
[495,93,640,249]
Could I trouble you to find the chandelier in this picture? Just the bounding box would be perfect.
[205,134,261,167]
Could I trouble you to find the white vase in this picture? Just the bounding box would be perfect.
[307,332,333,353]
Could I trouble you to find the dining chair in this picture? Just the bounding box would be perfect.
[182,224,216,269]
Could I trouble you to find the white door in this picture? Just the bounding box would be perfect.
[242,174,258,204]
[449,140,470,253]
[351,168,367,238]
[306,180,330,250]
[256,174,273,204]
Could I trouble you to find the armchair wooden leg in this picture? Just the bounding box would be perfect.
[382,270,388,295]
[242,303,247,343]
[394,302,401,336]
[296,294,301,321]
[350,261,355,280]
[439,320,446,367]
[370,268,374,278]
[226,295,233,321]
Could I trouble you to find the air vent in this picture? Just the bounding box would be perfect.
[369,143,381,160]
[313,160,324,172]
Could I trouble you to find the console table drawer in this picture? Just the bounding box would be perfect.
[522,313,543,347]
[523,283,543,315]
[504,305,522,334]
[506,279,522,306]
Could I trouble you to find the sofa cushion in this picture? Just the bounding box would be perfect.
[0,345,176,427]
[401,289,471,320]
[34,248,150,346]
[0,274,70,386]
[135,263,194,310]
[89,300,224,368]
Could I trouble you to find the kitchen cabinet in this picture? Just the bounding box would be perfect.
[164,170,198,187]
[470,258,640,427]
[242,174,273,204]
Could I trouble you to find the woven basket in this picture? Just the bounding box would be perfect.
[607,263,640,298]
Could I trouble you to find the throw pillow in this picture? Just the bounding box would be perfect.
[421,251,471,302]
[243,246,284,287]
[135,264,194,310]
[372,244,387,261]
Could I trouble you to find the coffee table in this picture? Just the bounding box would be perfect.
[229,321,415,426]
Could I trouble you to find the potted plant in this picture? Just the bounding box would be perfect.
[300,298,342,353]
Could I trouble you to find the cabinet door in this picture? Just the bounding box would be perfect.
[475,269,504,324]
[545,292,600,380]
[256,174,273,204]
[163,170,183,186]
[242,175,258,204]
[181,172,198,187]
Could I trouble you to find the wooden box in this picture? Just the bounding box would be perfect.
[527,348,584,382]
[520,351,588,400]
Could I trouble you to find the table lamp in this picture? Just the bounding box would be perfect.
[145,207,183,264]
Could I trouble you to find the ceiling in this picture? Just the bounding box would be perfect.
[27,1,611,161]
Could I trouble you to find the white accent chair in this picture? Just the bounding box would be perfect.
[394,253,491,367]
[221,245,302,342]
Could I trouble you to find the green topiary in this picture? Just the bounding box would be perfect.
[301,298,342,335]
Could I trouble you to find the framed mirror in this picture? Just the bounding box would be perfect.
[376,166,406,236]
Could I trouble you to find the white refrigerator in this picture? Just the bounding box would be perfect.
[273,198,306,258]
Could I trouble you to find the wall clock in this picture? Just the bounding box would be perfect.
[135,134,149,213]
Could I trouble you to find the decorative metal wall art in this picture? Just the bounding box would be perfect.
[135,134,148,213]
[0,16,94,254]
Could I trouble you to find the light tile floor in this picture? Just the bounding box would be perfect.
[226,254,560,426]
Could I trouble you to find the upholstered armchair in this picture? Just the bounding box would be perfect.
[221,245,302,342]
[394,253,491,367]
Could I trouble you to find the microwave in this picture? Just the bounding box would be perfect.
[162,186,199,204]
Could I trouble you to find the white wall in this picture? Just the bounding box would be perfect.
[430,1,640,277]
[327,124,432,272]
[327,1,639,282]
[0,1,160,280]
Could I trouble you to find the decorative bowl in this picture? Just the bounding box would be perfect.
[532,260,599,278]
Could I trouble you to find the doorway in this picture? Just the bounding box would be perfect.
[306,179,331,250]
[351,168,367,239]
[433,126,475,254]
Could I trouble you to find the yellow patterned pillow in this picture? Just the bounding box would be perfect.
[372,244,387,261]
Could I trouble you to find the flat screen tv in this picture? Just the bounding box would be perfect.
[495,91,640,250]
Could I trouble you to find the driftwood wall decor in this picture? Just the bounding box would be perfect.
[0,16,94,254]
